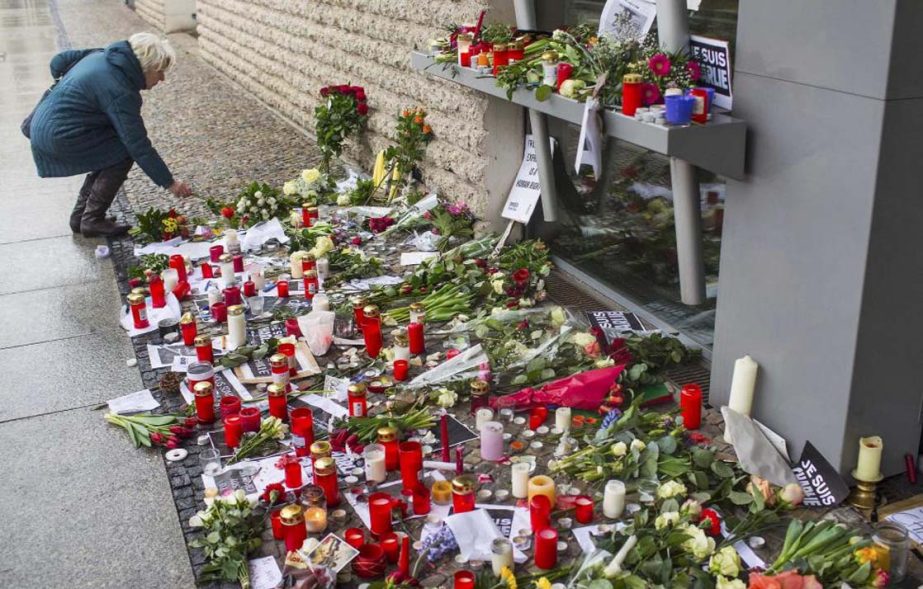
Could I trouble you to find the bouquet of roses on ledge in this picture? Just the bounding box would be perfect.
[315,84,368,175]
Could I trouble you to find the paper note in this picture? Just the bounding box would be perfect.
[248,556,282,589]
[400,251,438,266]
[108,389,159,414]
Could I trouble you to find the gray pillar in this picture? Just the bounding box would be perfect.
[710,0,923,476]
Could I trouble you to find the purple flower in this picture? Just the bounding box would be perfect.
[648,53,671,77]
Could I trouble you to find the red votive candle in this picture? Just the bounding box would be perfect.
[193,381,216,425]
[232,254,244,273]
[408,321,425,355]
[362,305,382,358]
[223,415,243,449]
[223,285,242,306]
[378,427,400,471]
[219,395,241,417]
[284,455,303,489]
[200,262,213,279]
[239,406,261,433]
[534,527,558,569]
[169,254,187,283]
[179,315,197,346]
[303,270,318,300]
[680,383,703,430]
[278,342,297,376]
[529,406,548,430]
[285,317,302,338]
[267,383,288,421]
[353,543,386,579]
[277,280,290,298]
[211,301,227,323]
[622,73,643,116]
[393,359,409,382]
[399,441,423,491]
[440,414,451,462]
[368,492,394,537]
[242,280,256,297]
[209,245,224,263]
[413,486,431,515]
[452,476,476,513]
[398,534,411,577]
[281,505,307,552]
[348,383,368,418]
[128,293,149,329]
[313,456,339,507]
[575,495,594,524]
[352,298,366,328]
[345,527,365,549]
[530,494,552,531]
[270,508,285,540]
[380,533,399,563]
[290,407,315,457]
[149,274,166,308]
[454,571,476,589]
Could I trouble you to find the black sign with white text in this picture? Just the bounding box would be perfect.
[689,35,733,110]
[791,441,850,508]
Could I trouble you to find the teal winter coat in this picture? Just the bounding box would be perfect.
[29,40,173,188]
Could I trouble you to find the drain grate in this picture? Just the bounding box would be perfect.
[547,268,713,404]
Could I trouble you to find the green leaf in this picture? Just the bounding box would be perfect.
[587,581,613,589]
[535,84,553,101]
[692,447,714,468]
[657,435,677,455]
[206,531,221,544]
[710,461,735,479]
[728,490,754,506]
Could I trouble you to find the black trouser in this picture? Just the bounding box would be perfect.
[70,158,134,228]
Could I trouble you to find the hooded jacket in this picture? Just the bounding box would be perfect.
[29,40,174,188]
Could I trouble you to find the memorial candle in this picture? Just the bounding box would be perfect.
[226,304,247,349]
[728,355,759,416]
[490,538,513,577]
[267,383,288,421]
[480,421,504,461]
[575,495,594,524]
[431,480,452,504]
[476,408,494,431]
[347,383,368,417]
[223,415,243,449]
[276,279,289,298]
[219,395,241,417]
[534,527,558,569]
[511,462,530,499]
[362,305,383,358]
[284,455,303,489]
[409,302,425,324]
[242,280,256,297]
[680,383,703,429]
[303,270,318,300]
[363,444,387,483]
[452,476,477,513]
[219,254,236,288]
[128,293,149,329]
[555,407,572,433]
[345,527,365,549]
[179,312,197,346]
[251,267,265,292]
[352,296,367,328]
[454,571,475,589]
[239,407,261,433]
[530,494,551,531]
[398,534,411,577]
[377,426,400,471]
[470,379,491,413]
[316,257,329,283]
[313,457,340,507]
[380,533,400,563]
[194,336,214,364]
[232,254,244,273]
[413,486,431,515]
[408,321,425,355]
[210,301,227,323]
[269,353,290,389]
[193,381,216,424]
[527,475,555,504]
[301,253,316,274]
[856,436,884,480]
[223,285,242,306]
[289,251,306,279]
[168,254,187,283]
[301,203,313,227]
[270,509,284,540]
[187,361,215,391]
[393,359,409,381]
[278,341,297,376]
[200,262,213,279]
[440,414,450,462]
[290,407,315,456]
[280,504,307,552]
[161,268,179,293]
[149,274,166,308]
[304,505,327,533]
[603,480,626,518]
[209,244,224,263]
[392,331,410,361]
[368,492,394,536]
[224,228,240,255]
[399,441,423,490]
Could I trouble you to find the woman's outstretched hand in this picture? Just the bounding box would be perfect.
[169,180,193,197]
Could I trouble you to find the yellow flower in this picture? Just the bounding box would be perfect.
[533,578,552,589]
[500,566,517,589]
[301,168,321,184]
[162,218,178,233]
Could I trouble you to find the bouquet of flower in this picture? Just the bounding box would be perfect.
[127,253,170,281]
[105,412,196,448]
[189,490,263,589]
[282,168,328,205]
[424,199,476,250]
[337,406,435,443]
[228,416,288,463]
[486,239,553,308]
[382,108,434,196]
[627,34,702,106]
[315,85,369,175]
[129,207,191,242]
[323,247,383,287]
[235,181,294,227]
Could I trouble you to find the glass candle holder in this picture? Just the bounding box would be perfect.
[408,321,425,355]
[413,486,431,515]
[348,383,368,418]
[368,492,394,537]
[680,383,703,429]
[575,495,594,524]
[219,395,241,418]
[454,571,476,589]
[284,455,304,489]
[242,280,256,297]
[363,443,387,483]
[399,441,423,491]
[604,480,626,518]
[313,456,340,507]
[304,505,327,533]
[179,313,197,346]
[200,262,213,279]
[128,293,149,329]
[278,342,297,375]
[239,406,261,433]
[290,407,315,457]
[490,537,513,577]
[280,504,307,552]
[377,426,400,471]
[480,421,504,461]
[393,359,409,381]
[345,527,365,549]
[223,415,243,449]
[209,244,224,263]
[452,475,477,513]
[511,462,531,499]
[269,353,289,388]
[169,254,188,282]
[534,527,558,569]
[149,274,166,308]
[470,379,491,413]
[270,508,284,540]
[276,279,290,298]
[193,381,216,425]
[874,521,910,583]
[530,494,552,531]
[362,305,383,358]
[267,383,288,422]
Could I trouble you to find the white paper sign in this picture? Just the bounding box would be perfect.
[502,135,555,224]
[171,355,196,373]
[575,98,604,180]
[690,35,733,110]
[108,389,160,414]
[400,252,439,266]
[885,506,923,544]
[598,0,657,41]
[248,556,283,589]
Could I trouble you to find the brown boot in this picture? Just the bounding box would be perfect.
[80,159,133,237]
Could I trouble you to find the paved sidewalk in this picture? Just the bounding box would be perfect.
[0,0,191,586]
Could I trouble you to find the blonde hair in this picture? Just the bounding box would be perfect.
[129,32,176,73]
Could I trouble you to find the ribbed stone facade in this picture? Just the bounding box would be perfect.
[133,0,165,30]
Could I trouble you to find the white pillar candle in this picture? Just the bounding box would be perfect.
[511,462,530,499]
[480,421,504,461]
[250,267,265,292]
[316,257,329,281]
[855,436,883,480]
[225,228,240,254]
[161,268,179,293]
[312,292,330,312]
[289,251,305,279]
[490,538,513,577]
[219,256,236,288]
[476,408,495,431]
[603,479,626,519]
[728,355,759,416]
[227,305,247,349]
[555,407,572,433]
[364,444,387,483]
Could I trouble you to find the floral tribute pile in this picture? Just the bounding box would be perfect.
[116,59,897,589]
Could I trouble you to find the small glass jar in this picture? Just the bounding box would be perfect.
[470,379,491,413]
[452,475,477,513]
[314,456,340,508]
[280,504,307,552]
[269,353,290,388]
[267,382,288,421]
[347,382,368,418]
[193,381,216,424]
[362,305,383,358]
[392,331,410,361]
[194,335,214,364]
[409,303,426,324]
[874,521,910,583]
[301,484,328,533]
[127,293,149,329]
[377,426,400,471]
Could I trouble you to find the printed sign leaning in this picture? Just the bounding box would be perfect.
[690,35,733,110]
[790,441,850,508]
[502,134,556,224]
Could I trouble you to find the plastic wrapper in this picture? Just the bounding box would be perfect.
[489,364,625,411]
[406,344,489,388]
[722,406,797,487]
[409,230,440,252]
[297,310,335,356]
[566,549,614,588]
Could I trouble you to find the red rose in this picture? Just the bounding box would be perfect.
[699,508,721,536]
[512,268,530,284]
[355,90,366,101]
[351,236,362,245]
[350,85,363,94]
[337,84,351,94]
[261,482,286,505]
[319,86,330,97]
[357,102,369,115]
[220,206,235,219]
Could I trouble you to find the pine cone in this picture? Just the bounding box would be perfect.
[159,371,183,395]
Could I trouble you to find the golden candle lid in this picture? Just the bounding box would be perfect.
[227,304,244,316]
[267,383,287,397]
[347,383,367,397]
[194,335,210,347]
[351,296,367,308]
[310,440,332,457]
[470,379,490,395]
[314,456,336,476]
[363,305,380,318]
[408,302,425,313]
[541,51,558,62]
[457,32,474,41]
[393,331,409,346]
[493,43,508,51]
[304,270,317,279]
[219,253,233,263]
[623,73,643,84]
[302,252,316,262]
[306,206,318,213]
[269,353,287,366]
[510,40,523,50]
[127,293,146,305]
[301,201,313,208]
[130,286,147,295]
[452,475,477,494]
[179,312,195,325]
[280,503,304,525]
[193,381,213,397]
[376,426,398,442]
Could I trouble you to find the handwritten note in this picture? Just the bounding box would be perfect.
[247,556,282,589]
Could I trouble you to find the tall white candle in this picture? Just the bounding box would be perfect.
[225,229,240,254]
[161,268,179,293]
[480,421,504,461]
[316,257,330,282]
[312,292,330,312]
[219,256,236,288]
[855,436,883,480]
[603,479,626,519]
[227,305,247,349]
[364,444,386,483]
[728,355,759,416]
[555,407,572,433]
[490,538,513,577]
[206,286,222,307]
[289,251,305,279]
[511,462,530,499]
[250,266,265,292]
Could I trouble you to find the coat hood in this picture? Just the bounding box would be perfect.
[105,40,145,91]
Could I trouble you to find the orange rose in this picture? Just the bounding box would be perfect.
[422,124,432,134]
[402,109,410,117]
[413,116,424,125]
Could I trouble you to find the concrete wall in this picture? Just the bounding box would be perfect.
[134,0,165,30]
[710,0,923,476]
[195,0,524,217]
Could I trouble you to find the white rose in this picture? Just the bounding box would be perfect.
[631,439,646,452]
[337,194,351,206]
[571,332,597,347]
[262,210,270,220]
[283,180,297,195]
[268,197,276,206]
[612,442,627,457]
[709,546,742,578]
[436,389,458,408]
[655,511,680,530]
[681,525,716,560]
[681,499,702,517]
[657,480,688,500]
[302,168,321,184]
[715,577,746,589]
[491,279,505,294]
[254,191,263,199]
